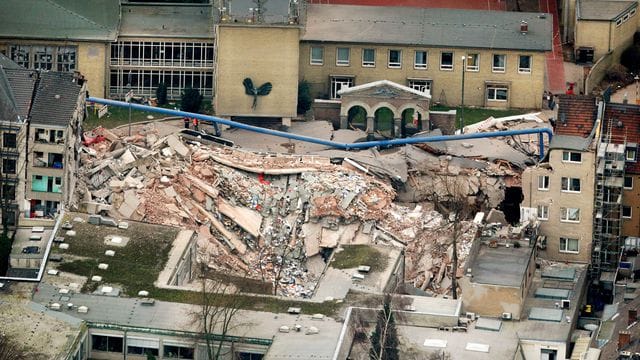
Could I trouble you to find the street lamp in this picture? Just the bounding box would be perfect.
[460,55,466,134]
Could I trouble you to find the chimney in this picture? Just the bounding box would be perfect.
[629,310,638,326]
[520,21,528,34]
[619,331,631,349]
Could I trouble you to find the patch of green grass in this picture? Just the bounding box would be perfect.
[84,101,213,130]
[331,245,387,273]
[430,105,531,127]
[53,213,178,296]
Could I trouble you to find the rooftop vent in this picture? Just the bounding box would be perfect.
[520,21,529,34]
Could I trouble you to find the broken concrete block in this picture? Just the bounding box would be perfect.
[98,263,109,270]
[99,216,118,227]
[118,221,129,229]
[119,190,141,218]
[105,250,115,257]
[73,217,84,223]
[65,230,76,237]
[88,215,101,225]
[61,222,73,230]
[119,149,136,166]
[91,275,102,282]
[160,176,171,184]
[161,147,174,157]
[166,134,190,157]
[59,243,69,250]
[486,209,507,225]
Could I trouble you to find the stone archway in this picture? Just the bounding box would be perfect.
[347,105,367,130]
[374,107,394,137]
[337,80,431,139]
[401,108,422,137]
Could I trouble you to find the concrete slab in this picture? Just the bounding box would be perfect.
[476,317,502,331]
[534,288,570,300]
[529,307,563,322]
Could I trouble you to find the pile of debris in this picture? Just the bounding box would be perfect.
[75,124,395,296]
[379,203,477,296]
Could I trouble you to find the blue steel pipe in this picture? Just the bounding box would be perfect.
[88,97,552,159]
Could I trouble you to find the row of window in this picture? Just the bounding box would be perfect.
[110,41,215,68]
[109,69,214,99]
[311,47,532,73]
[91,334,264,359]
[329,76,508,102]
[537,176,582,192]
[10,45,76,71]
[536,205,581,222]
[562,149,636,163]
[615,7,637,27]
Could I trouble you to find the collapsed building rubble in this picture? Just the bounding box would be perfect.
[73,118,543,298]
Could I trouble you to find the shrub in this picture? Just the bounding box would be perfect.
[155,83,167,106]
[297,80,312,115]
[180,87,202,113]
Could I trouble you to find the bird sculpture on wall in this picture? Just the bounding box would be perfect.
[243,78,272,110]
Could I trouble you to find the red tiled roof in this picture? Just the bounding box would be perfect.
[306,0,507,10]
[603,103,640,174]
[554,95,598,137]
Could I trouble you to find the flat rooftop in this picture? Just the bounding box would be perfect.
[32,282,343,359]
[120,3,214,38]
[470,242,533,287]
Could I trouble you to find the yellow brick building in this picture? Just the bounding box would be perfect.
[0,0,119,98]
[300,5,552,110]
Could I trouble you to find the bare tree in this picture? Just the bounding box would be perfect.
[427,350,451,360]
[369,294,399,360]
[430,175,474,300]
[192,267,247,360]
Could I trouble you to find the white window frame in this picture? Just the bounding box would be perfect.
[624,176,633,189]
[562,151,582,163]
[407,79,432,94]
[388,49,402,69]
[626,148,636,161]
[623,13,630,22]
[560,207,581,223]
[414,50,427,70]
[623,205,632,219]
[487,86,508,101]
[362,48,375,67]
[330,76,354,99]
[538,175,550,190]
[537,205,549,220]
[336,47,350,66]
[518,55,531,74]
[559,237,579,253]
[492,54,506,73]
[310,46,323,65]
[561,177,581,193]
[616,18,623,26]
[466,53,479,72]
[630,8,637,17]
[440,52,453,71]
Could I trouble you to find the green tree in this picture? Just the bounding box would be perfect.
[156,83,168,106]
[297,80,312,115]
[369,295,399,360]
[146,351,157,360]
[181,87,203,113]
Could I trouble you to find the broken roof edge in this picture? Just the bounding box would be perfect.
[337,79,432,98]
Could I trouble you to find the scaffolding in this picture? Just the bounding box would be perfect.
[591,118,626,278]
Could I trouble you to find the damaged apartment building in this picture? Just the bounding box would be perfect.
[0,55,86,227]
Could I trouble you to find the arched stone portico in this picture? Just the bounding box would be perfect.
[338,80,431,138]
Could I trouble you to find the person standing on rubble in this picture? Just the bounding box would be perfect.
[183,117,190,129]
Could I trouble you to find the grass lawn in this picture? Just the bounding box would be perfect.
[331,245,387,273]
[53,213,341,316]
[85,102,213,130]
[430,105,532,127]
[54,213,178,296]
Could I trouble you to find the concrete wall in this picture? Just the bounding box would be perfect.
[299,42,546,109]
[312,100,341,126]
[519,340,568,360]
[214,25,299,118]
[623,173,640,237]
[576,15,636,63]
[585,51,614,95]
[522,148,595,263]
[429,110,456,134]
